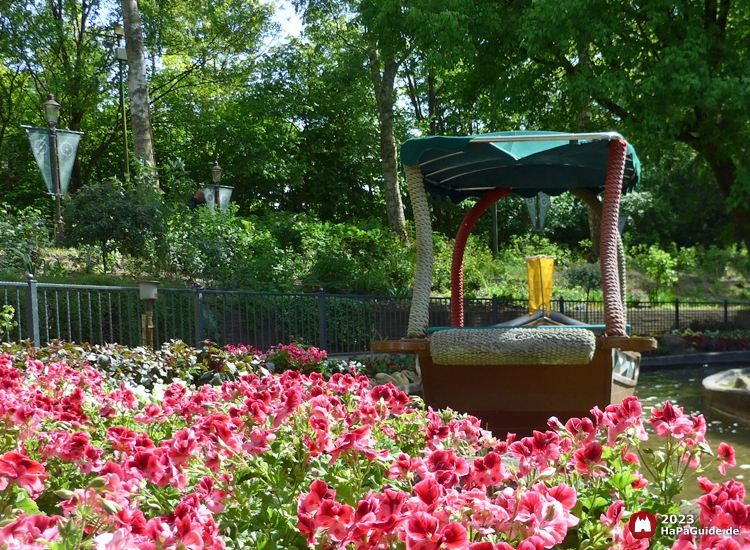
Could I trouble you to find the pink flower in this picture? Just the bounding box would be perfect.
[600,500,625,538]
[299,480,336,515]
[127,449,168,486]
[370,384,410,415]
[329,426,389,464]
[438,522,469,550]
[530,431,560,466]
[242,428,276,455]
[314,500,354,541]
[509,438,535,477]
[650,401,693,438]
[406,511,440,549]
[0,451,47,497]
[515,491,569,546]
[574,442,604,476]
[717,442,736,475]
[134,403,162,424]
[544,483,577,511]
[471,452,511,487]
[423,449,470,488]
[273,388,304,428]
[106,426,139,453]
[388,453,421,480]
[603,397,647,444]
[165,428,199,465]
[412,477,442,510]
[94,528,134,550]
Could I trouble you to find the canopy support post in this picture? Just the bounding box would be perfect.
[600,140,629,337]
[570,187,628,319]
[451,188,512,327]
[405,164,433,338]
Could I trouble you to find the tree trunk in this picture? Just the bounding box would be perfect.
[699,143,750,253]
[121,0,156,171]
[368,43,406,236]
[586,205,601,262]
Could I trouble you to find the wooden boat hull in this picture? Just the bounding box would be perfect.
[418,349,614,436]
[373,338,646,437]
[702,368,750,427]
[611,350,640,404]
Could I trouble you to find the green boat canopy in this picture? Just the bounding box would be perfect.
[400,131,641,202]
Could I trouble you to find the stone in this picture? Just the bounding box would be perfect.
[658,334,695,354]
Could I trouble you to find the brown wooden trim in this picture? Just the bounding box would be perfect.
[372,339,430,353]
[597,336,657,351]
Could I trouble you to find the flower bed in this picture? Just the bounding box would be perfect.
[0,341,746,549]
[670,330,750,353]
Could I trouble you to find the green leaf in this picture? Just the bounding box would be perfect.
[610,472,637,492]
[14,489,40,515]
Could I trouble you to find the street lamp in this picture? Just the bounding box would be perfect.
[114,26,129,178]
[42,94,64,247]
[202,160,234,212]
[22,94,82,247]
[101,26,130,178]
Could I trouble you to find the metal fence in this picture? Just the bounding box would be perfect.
[3,277,750,354]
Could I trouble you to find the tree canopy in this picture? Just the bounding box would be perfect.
[1,0,748,256]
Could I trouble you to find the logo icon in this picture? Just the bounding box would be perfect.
[628,510,657,539]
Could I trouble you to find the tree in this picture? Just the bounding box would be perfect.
[467,0,750,252]
[292,0,412,235]
[63,180,162,272]
[0,0,128,203]
[121,0,156,169]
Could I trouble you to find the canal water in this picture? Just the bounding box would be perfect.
[636,363,750,501]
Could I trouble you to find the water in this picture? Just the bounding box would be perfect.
[636,363,750,501]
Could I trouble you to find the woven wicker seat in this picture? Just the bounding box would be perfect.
[430,327,596,366]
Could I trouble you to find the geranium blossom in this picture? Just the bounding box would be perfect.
[0,342,745,550]
[0,451,47,498]
[650,401,693,438]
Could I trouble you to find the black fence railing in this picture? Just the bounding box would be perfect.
[3,277,750,354]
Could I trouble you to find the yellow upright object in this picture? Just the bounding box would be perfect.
[526,255,555,315]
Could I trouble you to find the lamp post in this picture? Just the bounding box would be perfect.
[42,94,64,247]
[115,26,129,178]
[101,26,130,178]
[202,160,234,213]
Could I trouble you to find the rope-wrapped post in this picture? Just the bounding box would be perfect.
[570,187,628,316]
[405,165,433,338]
[451,188,512,327]
[600,140,628,337]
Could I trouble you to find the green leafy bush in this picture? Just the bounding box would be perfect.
[565,263,602,302]
[0,305,17,336]
[0,203,51,273]
[631,244,678,301]
[63,180,164,273]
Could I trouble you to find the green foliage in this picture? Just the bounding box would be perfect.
[565,263,602,302]
[63,180,164,273]
[700,245,733,279]
[631,245,679,301]
[0,305,16,335]
[0,203,51,273]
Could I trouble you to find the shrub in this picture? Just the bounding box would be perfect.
[631,245,678,301]
[63,180,164,273]
[565,263,602,302]
[0,305,16,336]
[0,203,51,273]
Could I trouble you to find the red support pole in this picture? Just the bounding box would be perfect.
[600,140,628,337]
[451,188,512,327]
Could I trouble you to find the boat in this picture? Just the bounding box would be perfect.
[702,368,750,427]
[373,131,655,436]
